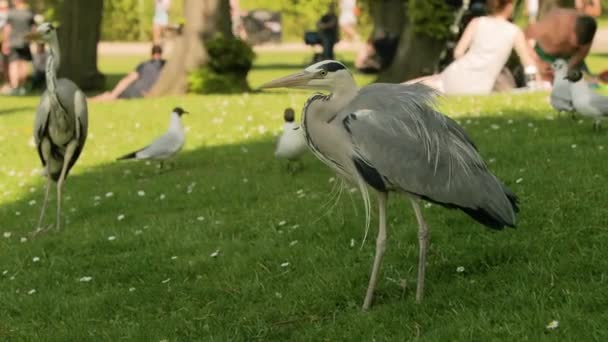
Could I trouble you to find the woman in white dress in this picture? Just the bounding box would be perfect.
[406,0,537,95]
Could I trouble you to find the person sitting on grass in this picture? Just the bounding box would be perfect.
[404,0,537,95]
[525,8,597,81]
[91,45,166,102]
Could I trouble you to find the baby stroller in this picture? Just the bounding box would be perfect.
[304,31,324,64]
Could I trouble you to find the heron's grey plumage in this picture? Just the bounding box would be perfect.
[261,60,518,310]
[117,107,186,162]
[30,23,88,234]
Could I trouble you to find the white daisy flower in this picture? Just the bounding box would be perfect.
[278,220,287,226]
[3,232,11,238]
[456,266,465,273]
[515,178,523,184]
[161,278,171,284]
[546,320,559,330]
[32,256,40,262]
[105,192,114,198]
[210,249,220,258]
[108,236,116,241]
[79,276,93,282]
[117,214,125,221]
[28,289,36,295]
[137,190,145,196]
[280,262,290,268]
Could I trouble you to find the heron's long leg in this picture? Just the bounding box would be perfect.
[36,177,52,229]
[362,192,388,310]
[56,141,78,231]
[410,199,429,303]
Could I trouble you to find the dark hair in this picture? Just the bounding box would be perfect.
[151,44,163,55]
[284,108,295,122]
[487,0,512,14]
[575,15,597,45]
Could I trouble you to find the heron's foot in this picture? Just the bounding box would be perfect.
[29,224,53,237]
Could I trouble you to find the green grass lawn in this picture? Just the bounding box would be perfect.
[1,52,608,340]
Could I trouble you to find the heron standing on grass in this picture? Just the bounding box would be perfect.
[27,23,88,235]
[260,60,519,310]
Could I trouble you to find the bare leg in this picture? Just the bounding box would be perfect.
[56,141,78,231]
[362,192,388,310]
[410,199,429,303]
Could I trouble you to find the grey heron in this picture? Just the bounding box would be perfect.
[117,107,188,167]
[550,59,574,113]
[260,60,519,310]
[27,23,88,234]
[275,107,307,171]
[566,68,608,130]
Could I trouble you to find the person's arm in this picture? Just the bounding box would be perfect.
[2,23,10,55]
[162,0,171,11]
[453,17,478,59]
[568,43,591,69]
[108,71,139,98]
[514,30,537,68]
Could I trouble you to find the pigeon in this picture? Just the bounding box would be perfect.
[566,69,608,130]
[275,108,307,170]
[550,59,574,113]
[117,107,188,166]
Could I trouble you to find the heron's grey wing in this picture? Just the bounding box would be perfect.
[136,132,183,159]
[589,91,608,115]
[339,83,517,228]
[66,89,89,174]
[34,92,51,165]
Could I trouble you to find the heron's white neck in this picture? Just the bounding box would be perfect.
[45,33,61,94]
[316,78,359,121]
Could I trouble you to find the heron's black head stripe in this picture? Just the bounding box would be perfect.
[320,62,346,72]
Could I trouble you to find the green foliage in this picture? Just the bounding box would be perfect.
[188,36,255,94]
[407,0,454,40]
[241,0,373,41]
[101,0,141,41]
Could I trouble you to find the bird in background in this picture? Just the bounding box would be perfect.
[117,107,188,168]
[27,23,88,235]
[550,59,574,114]
[275,107,307,171]
[260,60,518,310]
[566,68,608,130]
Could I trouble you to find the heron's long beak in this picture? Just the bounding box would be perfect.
[259,71,315,89]
[25,32,43,42]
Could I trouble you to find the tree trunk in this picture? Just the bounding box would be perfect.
[148,0,232,96]
[371,0,406,37]
[376,1,445,83]
[57,0,105,90]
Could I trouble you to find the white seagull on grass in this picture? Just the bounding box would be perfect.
[275,107,307,171]
[117,107,188,167]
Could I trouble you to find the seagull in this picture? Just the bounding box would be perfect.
[275,107,307,171]
[566,69,608,130]
[550,59,574,113]
[117,107,188,166]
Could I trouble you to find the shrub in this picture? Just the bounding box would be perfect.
[187,36,255,94]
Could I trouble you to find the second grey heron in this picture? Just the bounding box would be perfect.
[117,107,188,167]
[260,60,519,310]
[27,23,88,234]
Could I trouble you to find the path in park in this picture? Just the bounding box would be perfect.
[98,27,608,55]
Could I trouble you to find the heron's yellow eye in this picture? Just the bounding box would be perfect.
[320,70,328,77]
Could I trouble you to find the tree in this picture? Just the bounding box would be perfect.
[148,0,232,96]
[57,0,105,90]
[375,0,455,83]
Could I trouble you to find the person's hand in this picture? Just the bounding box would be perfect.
[2,44,9,55]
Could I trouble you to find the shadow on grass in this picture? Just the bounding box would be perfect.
[1,112,608,340]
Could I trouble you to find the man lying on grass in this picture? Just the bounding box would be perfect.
[91,45,166,102]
